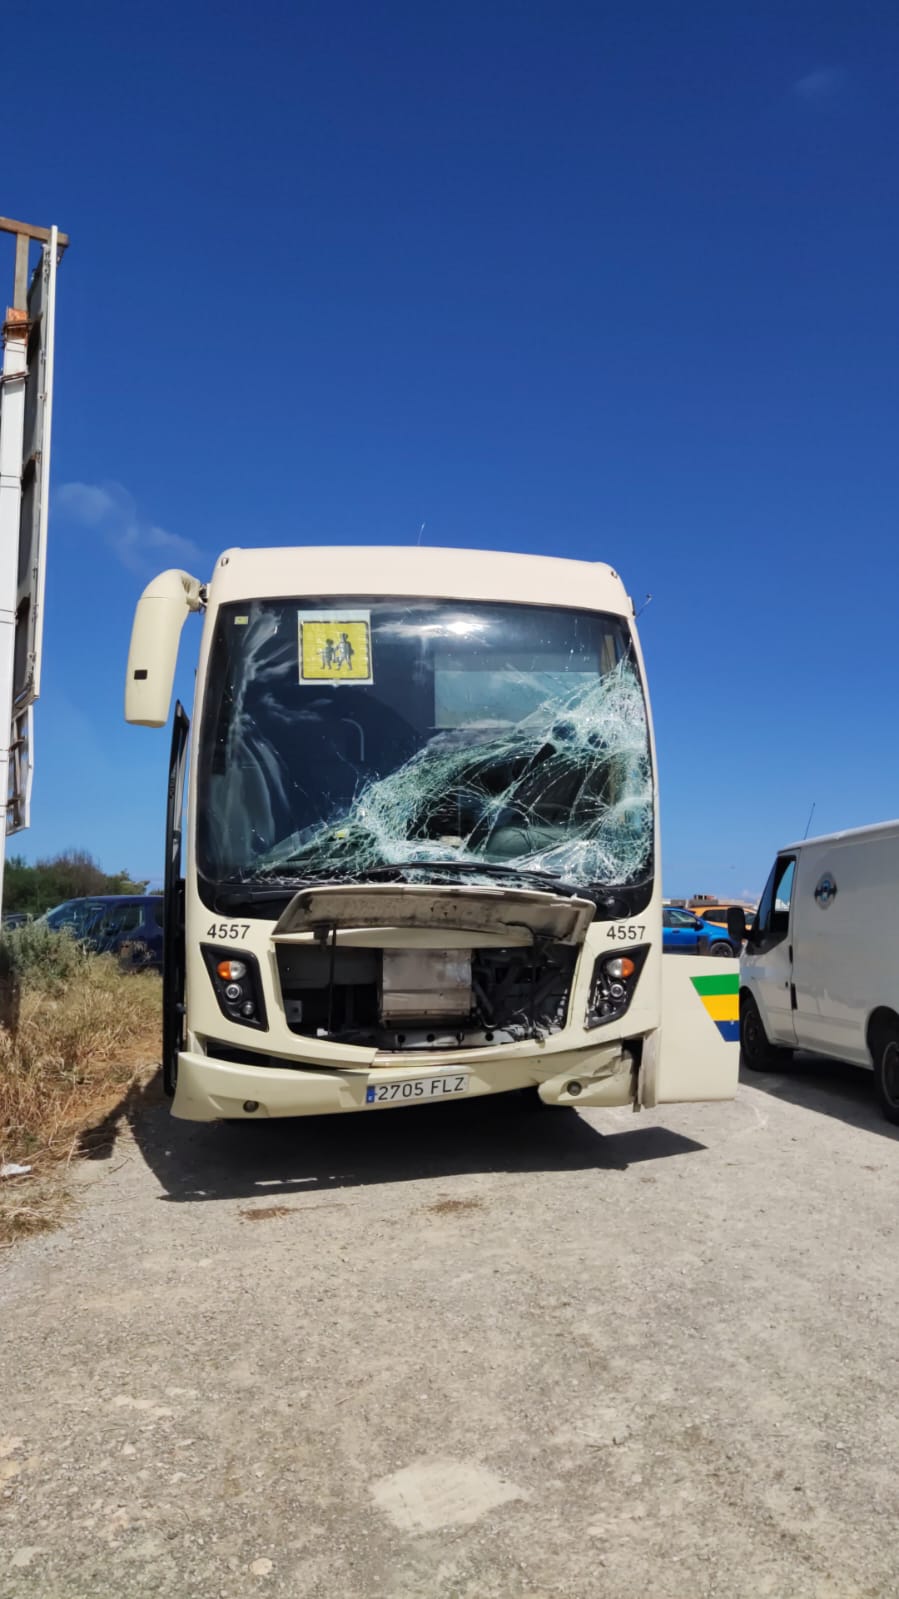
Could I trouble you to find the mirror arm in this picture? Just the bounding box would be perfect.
[125,569,205,727]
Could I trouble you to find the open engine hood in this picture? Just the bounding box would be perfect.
[271,882,596,947]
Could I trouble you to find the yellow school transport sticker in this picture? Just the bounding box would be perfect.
[298,610,373,684]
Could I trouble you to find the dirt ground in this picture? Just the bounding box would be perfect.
[1,1056,898,1599]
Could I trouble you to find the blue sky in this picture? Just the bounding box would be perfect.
[4,0,898,897]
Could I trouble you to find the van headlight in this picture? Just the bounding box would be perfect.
[585,945,648,1029]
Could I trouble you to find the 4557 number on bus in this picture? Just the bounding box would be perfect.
[206,923,251,941]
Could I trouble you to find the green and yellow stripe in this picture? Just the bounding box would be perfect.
[691,972,740,1042]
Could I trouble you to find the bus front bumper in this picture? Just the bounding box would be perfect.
[171,1045,639,1122]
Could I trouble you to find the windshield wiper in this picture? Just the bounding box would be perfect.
[251,866,359,882]
[249,863,588,901]
[215,860,626,913]
[347,860,593,900]
[213,866,405,909]
[213,885,302,910]
[367,862,636,915]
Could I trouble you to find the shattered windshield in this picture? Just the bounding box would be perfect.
[196,597,653,896]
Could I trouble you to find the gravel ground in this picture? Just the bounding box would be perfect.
[1,1056,898,1599]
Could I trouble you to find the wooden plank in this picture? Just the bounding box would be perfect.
[0,217,70,251]
[13,233,29,309]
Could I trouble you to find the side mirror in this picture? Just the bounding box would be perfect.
[693,918,705,930]
[125,569,204,727]
[727,906,747,943]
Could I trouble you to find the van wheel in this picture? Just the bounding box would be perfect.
[871,1024,899,1125]
[740,993,793,1071]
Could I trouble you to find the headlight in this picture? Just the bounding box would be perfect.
[585,945,648,1029]
[203,946,268,1029]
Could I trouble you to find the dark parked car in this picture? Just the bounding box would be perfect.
[41,895,163,969]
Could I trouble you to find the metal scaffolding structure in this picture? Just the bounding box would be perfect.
[0,216,68,908]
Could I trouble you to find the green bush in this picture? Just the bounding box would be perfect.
[0,921,93,992]
[4,850,150,919]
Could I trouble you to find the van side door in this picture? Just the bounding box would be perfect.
[792,841,879,1066]
[744,854,797,1046]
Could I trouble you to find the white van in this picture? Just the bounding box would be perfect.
[740,820,899,1124]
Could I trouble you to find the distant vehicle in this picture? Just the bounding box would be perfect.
[740,820,899,1124]
[41,895,163,968]
[662,905,737,958]
[691,903,755,938]
[42,897,107,936]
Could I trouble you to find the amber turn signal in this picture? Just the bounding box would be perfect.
[605,956,635,980]
[216,959,247,982]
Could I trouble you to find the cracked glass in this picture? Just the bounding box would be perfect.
[197,597,653,897]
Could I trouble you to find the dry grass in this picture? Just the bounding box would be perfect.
[239,1205,295,1222]
[0,940,161,1244]
[425,1196,484,1215]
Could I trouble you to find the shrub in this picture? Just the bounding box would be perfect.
[0,947,161,1238]
[0,921,92,992]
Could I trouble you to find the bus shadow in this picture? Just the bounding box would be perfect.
[120,1073,706,1204]
[740,1053,899,1141]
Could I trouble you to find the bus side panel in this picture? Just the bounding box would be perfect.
[641,956,740,1106]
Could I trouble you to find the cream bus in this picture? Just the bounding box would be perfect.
[125,546,739,1121]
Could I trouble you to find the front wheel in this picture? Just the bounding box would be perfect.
[708,939,735,958]
[740,992,793,1071]
[871,1023,899,1126]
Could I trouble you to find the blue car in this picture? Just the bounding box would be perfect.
[662,904,737,957]
[41,895,164,969]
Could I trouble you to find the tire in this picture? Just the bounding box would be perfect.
[871,1021,899,1126]
[740,992,793,1071]
[708,940,735,958]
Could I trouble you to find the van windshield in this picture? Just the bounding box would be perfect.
[196,597,653,897]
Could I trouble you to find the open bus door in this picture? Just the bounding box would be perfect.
[640,954,740,1105]
[163,702,189,1095]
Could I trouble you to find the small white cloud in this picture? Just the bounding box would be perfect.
[56,480,206,577]
[792,67,844,102]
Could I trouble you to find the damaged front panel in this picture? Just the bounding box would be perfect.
[380,950,472,1023]
[271,881,592,1051]
[275,936,580,1051]
[271,884,597,944]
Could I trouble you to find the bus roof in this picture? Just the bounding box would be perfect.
[205,545,632,616]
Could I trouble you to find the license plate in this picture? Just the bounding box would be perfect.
[365,1074,469,1107]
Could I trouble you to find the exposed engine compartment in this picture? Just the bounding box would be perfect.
[275,939,579,1050]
